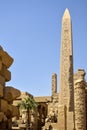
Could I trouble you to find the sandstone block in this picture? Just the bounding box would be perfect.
[0,112,4,122]
[12,105,19,117]
[0,84,3,97]
[4,69,11,81]
[0,57,2,71]
[0,65,11,81]
[4,86,21,102]
[0,49,13,68]
[0,75,5,86]
[6,105,19,118]
[0,99,8,113]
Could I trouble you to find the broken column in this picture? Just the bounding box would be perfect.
[74,69,86,130]
[0,46,20,129]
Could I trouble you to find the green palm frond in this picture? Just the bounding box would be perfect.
[18,97,38,110]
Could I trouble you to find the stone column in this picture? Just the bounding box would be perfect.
[52,73,57,96]
[74,69,86,130]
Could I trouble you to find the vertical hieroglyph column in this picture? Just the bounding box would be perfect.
[59,8,74,111]
[74,70,86,130]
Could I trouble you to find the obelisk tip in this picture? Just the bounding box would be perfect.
[63,8,71,19]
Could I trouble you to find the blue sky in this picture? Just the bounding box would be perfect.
[0,1,87,96]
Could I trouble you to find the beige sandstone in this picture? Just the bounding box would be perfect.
[74,70,86,130]
[0,112,4,122]
[0,75,5,86]
[0,48,13,68]
[0,84,3,97]
[0,46,20,130]
[4,86,21,102]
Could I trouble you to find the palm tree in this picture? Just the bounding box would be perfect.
[18,96,37,130]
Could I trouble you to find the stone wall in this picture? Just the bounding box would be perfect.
[0,46,20,130]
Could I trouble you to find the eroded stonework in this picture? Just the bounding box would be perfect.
[0,46,21,130]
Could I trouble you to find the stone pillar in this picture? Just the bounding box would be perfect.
[52,73,57,96]
[74,69,86,130]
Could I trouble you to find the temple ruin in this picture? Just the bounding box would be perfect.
[0,8,87,130]
[35,8,87,130]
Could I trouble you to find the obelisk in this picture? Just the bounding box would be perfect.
[58,9,75,130]
[59,8,74,110]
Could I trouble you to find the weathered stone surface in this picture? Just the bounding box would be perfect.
[59,8,74,111]
[0,57,2,71]
[67,112,75,130]
[0,99,20,123]
[74,69,85,83]
[0,46,21,130]
[6,105,19,118]
[0,49,13,68]
[58,105,66,130]
[52,73,57,96]
[4,86,21,102]
[0,99,8,113]
[74,70,86,130]
[85,88,87,129]
[57,8,75,130]
[4,69,11,81]
[0,65,11,81]
[0,84,3,97]
[0,75,5,86]
[12,105,19,117]
[0,112,4,122]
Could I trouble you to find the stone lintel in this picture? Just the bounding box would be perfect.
[0,49,13,68]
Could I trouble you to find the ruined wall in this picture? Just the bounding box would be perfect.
[0,46,20,130]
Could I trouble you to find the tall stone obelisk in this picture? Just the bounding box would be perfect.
[58,8,75,130]
[59,8,74,110]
